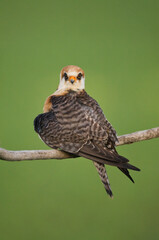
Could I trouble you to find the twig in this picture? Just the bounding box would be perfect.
[0,127,159,161]
[116,127,159,146]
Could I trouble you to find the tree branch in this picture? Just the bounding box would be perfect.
[0,127,159,161]
[116,127,159,146]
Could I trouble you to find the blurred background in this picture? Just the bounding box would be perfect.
[0,0,159,239]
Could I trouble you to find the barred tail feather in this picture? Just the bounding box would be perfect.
[93,161,113,198]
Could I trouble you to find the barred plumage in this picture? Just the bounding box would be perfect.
[93,161,113,197]
[34,65,140,197]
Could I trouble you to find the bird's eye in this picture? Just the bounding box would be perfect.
[77,73,82,80]
[63,72,68,81]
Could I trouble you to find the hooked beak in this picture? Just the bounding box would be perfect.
[69,76,76,84]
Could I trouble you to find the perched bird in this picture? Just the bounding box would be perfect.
[34,65,140,197]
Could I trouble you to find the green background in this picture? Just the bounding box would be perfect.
[0,0,159,239]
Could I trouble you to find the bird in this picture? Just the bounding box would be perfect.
[34,65,140,197]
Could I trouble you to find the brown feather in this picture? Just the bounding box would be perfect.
[43,95,53,113]
[94,161,113,197]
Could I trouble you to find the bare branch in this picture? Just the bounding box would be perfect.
[0,148,75,161]
[116,127,159,146]
[0,127,159,161]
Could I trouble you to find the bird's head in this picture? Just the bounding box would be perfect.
[58,65,85,91]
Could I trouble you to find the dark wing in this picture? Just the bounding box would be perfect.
[76,90,118,145]
[78,140,139,170]
[75,91,140,172]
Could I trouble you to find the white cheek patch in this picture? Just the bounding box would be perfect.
[58,78,66,90]
[80,77,85,89]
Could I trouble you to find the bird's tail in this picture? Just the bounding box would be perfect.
[118,167,135,183]
[93,161,113,198]
[79,149,140,171]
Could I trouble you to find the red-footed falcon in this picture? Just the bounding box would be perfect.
[34,65,140,197]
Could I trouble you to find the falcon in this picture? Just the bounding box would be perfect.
[34,65,140,197]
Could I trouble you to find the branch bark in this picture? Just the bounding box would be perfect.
[0,127,159,161]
